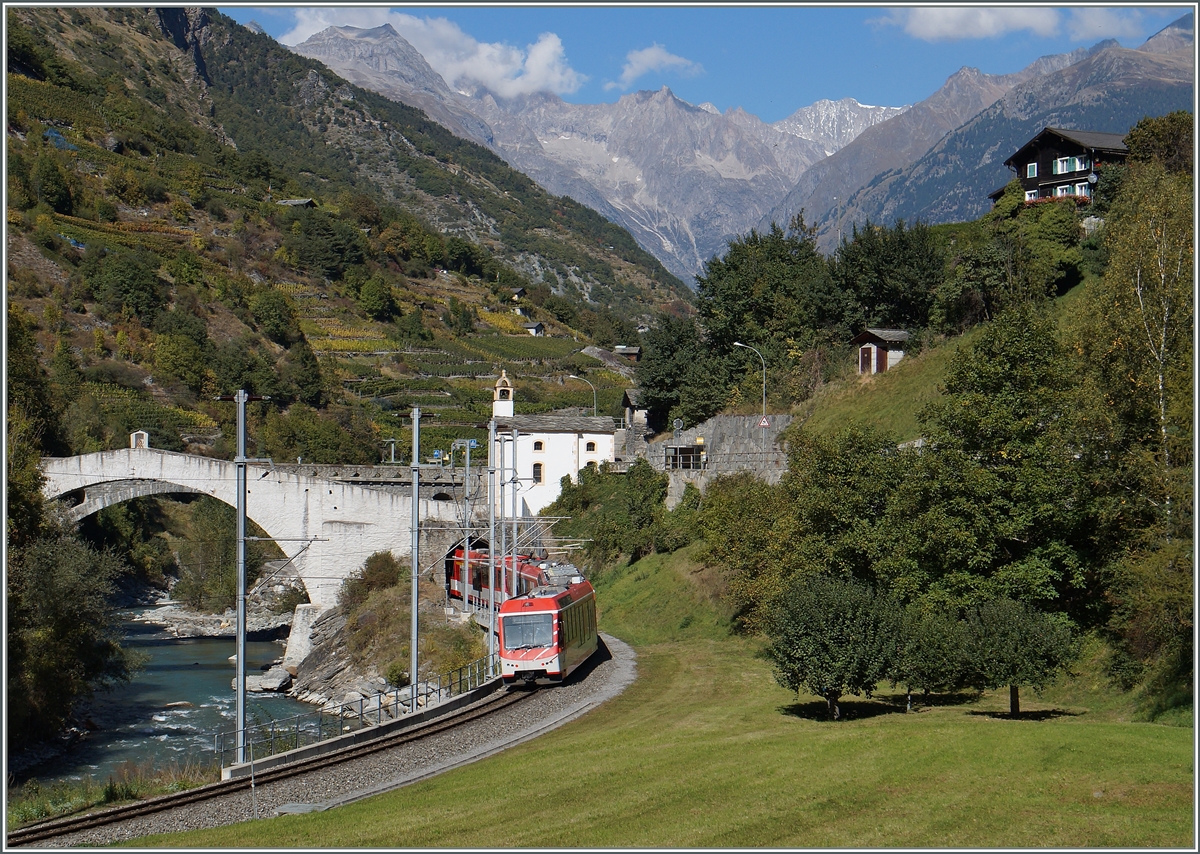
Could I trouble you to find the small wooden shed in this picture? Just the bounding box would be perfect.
[850,328,910,375]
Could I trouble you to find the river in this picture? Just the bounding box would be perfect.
[16,612,315,787]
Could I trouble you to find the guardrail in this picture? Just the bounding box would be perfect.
[214,654,497,768]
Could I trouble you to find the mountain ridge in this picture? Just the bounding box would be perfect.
[289,24,895,280]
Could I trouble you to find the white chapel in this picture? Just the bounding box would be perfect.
[490,371,618,515]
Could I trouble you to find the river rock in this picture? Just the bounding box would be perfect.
[240,666,293,693]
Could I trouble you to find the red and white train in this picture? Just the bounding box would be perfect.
[444,547,600,684]
[498,563,598,685]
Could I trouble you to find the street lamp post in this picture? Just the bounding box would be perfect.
[733,342,766,461]
[569,374,597,416]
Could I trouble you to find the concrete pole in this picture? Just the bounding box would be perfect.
[235,389,248,765]
[511,428,519,597]
[498,435,506,600]
[462,441,472,612]
[410,407,420,709]
[487,420,496,667]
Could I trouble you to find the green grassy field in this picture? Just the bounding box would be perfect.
[129,544,1194,849]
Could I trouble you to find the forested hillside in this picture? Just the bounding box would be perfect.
[625,111,1192,719]
[4,5,687,746]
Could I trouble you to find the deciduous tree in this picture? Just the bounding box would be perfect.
[765,575,900,719]
[961,597,1078,715]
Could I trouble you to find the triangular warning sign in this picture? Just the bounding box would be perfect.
[759,416,770,428]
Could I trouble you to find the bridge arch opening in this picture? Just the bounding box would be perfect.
[47,485,298,605]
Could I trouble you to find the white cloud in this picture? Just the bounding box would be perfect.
[604,44,703,91]
[1065,8,1146,41]
[871,7,1061,41]
[276,7,586,97]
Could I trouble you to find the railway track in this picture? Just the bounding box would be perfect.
[7,686,533,848]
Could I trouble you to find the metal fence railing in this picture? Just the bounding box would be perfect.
[215,654,498,768]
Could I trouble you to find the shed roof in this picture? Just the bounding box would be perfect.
[849,328,910,346]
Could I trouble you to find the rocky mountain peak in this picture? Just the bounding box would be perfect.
[1139,12,1194,53]
[772,97,909,155]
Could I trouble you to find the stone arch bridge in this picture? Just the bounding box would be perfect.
[40,447,488,611]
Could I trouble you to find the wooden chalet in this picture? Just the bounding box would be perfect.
[989,127,1128,203]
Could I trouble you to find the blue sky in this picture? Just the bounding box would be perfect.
[218,5,1190,123]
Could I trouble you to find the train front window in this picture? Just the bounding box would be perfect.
[503,613,553,650]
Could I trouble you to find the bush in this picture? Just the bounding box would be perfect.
[339,550,402,611]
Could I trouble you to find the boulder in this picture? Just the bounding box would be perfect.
[237,665,293,693]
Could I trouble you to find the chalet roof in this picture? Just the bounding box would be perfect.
[494,414,617,434]
[1004,127,1128,168]
[277,198,316,207]
[523,321,544,329]
[849,328,910,346]
[613,345,641,356]
[623,388,642,407]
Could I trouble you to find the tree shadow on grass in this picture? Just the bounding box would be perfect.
[778,698,902,722]
[779,689,999,721]
[966,708,1082,721]
[875,689,983,709]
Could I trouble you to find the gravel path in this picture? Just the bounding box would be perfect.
[30,634,636,848]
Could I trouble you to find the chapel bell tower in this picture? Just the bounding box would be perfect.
[492,370,514,418]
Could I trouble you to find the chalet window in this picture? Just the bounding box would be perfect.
[1024,190,1038,201]
[1055,185,1072,197]
[533,441,544,451]
[586,441,596,452]
[1026,162,1037,178]
[532,463,543,483]
[1075,182,1092,197]
[1053,156,1086,175]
